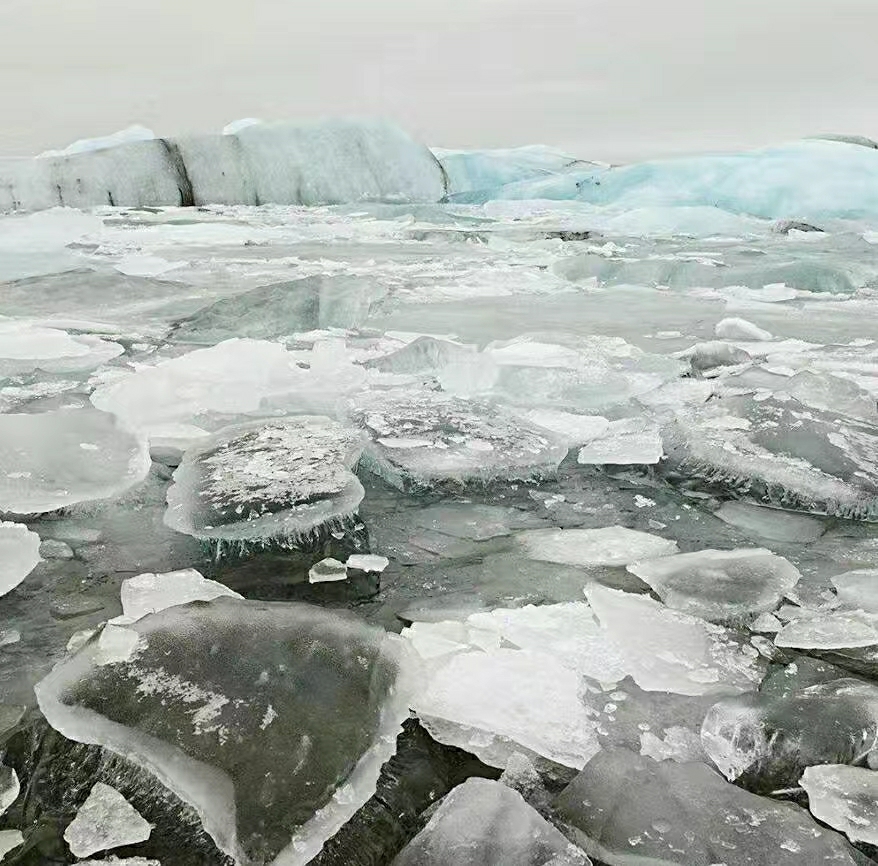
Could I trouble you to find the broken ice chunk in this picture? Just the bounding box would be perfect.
[714,501,826,543]
[113,569,243,624]
[0,408,149,515]
[802,764,878,846]
[554,748,863,866]
[701,679,878,792]
[63,783,152,858]
[308,557,348,583]
[0,831,23,861]
[0,521,41,598]
[715,317,773,342]
[0,766,19,816]
[576,418,663,465]
[350,390,568,490]
[831,570,878,612]
[775,609,878,650]
[392,777,590,866]
[628,548,801,622]
[511,408,610,448]
[35,597,417,865]
[345,554,389,573]
[164,417,364,557]
[518,525,678,568]
[584,584,764,696]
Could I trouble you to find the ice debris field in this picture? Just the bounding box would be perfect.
[1,117,878,865]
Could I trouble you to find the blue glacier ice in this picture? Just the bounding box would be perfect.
[468,139,878,222]
[0,119,446,211]
[434,144,593,197]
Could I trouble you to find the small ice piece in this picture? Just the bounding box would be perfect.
[714,502,825,543]
[63,782,152,858]
[114,569,242,624]
[628,548,801,622]
[0,630,20,648]
[39,538,74,559]
[702,680,878,792]
[0,831,23,860]
[350,391,568,490]
[164,417,364,556]
[577,418,663,465]
[831,570,878,612]
[513,408,610,448]
[392,778,589,866]
[518,526,678,568]
[752,613,783,633]
[802,764,878,846]
[684,340,752,373]
[584,584,764,696]
[555,748,863,866]
[0,522,41,598]
[0,408,149,515]
[308,558,348,583]
[715,317,773,341]
[222,118,263,135]
[0,766,20,816]
[345,554,389,573]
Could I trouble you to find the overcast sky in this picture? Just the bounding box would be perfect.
[1,0,876,163]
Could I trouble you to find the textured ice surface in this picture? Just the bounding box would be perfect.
[164,417,364,553]
[628,548,801,622]
[775,610,878,650]
[832,570,878,612]
[517,525,678,567]
[350,390,568,490]
[64,782,152,858]
[555,748,863,866]
[714,501,826,543]
[1,119,445,211]
[35,597,417,865]
[113,569,243,625]
[0,408,149,515]
[584,584,764,696]
[576,419,664,465]
[91,338,364,440]
[802,764,878,846]
[392,777,590,866]
[0,521,41,597]
[701,679,878,792]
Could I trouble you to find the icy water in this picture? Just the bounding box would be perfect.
[1,188,878,865]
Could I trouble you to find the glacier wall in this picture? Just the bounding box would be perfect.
[453,140,878,223]
[0,119,447,212]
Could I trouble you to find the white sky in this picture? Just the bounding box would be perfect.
[1,0,876,162]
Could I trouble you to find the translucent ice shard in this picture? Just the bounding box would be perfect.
[554,749,863,866]
[0,765,19,816]
[392,777,590,866]
[714,502,826,543]
[802,764,878,846]
[0,319,123,377]
[702,679,878,793]
[0,522,41,597]
[35,597,418,865]
[0,408,149,515]
[517,525,679,568]
[113,569,243,625]
[628,548,801,622]
[164,418,364,555]
[64,783,152,858]
[91,338,364,440]
[350,390,568,490]
[584,584,764,696]
[832,570,878,612]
